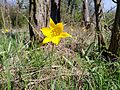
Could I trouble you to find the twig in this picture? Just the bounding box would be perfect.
[112,0,117,3]
[107,6,116,13]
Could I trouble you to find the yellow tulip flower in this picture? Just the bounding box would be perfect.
[6,29,9,32]
[2,29,9,33]
[41,18,72,45]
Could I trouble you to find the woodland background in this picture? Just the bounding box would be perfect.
[0,0,120,90]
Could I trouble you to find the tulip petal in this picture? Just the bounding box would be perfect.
[50,18,56,28]
[60,32,72,38]
[55,23,63,33]
[41,28,52,37]
[42,37,51,44]
[52,36,61,45]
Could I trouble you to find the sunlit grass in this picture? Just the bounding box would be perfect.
[0,27,120,90]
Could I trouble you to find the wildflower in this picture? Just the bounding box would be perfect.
[2,29,9,33]
[6,29,9,32]
[41,18,72,45]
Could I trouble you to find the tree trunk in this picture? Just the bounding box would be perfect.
[2,0,11,30]
[83,0,90,26]
[29,0,35,42]
[109,0,120,58]
[51,0,61,23]
[29,0,51,43]
[94,0,105,51]
[70,0,75,15]
[16,0,20,28]
[66,0,72,12]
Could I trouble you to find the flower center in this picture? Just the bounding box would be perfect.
[52,29,60,36]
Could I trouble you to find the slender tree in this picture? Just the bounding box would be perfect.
[83,0,90,26]
[29,0,51,43]
[51,0,61,23]
[70,0,76,15]
[67,0,72,12]
[1,0,11,30]
[66,0,76,15]
[93,0,106,51]
[108,0,120,58]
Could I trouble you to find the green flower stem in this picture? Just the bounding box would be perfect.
[50,43,54,88]
[50,43,54,69]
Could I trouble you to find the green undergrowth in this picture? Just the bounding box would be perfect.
[0,31,120,90]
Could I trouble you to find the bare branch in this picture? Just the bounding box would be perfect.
[112,0,117,3]
[107,5,116,13]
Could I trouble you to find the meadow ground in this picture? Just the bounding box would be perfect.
[0,25,120,90]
